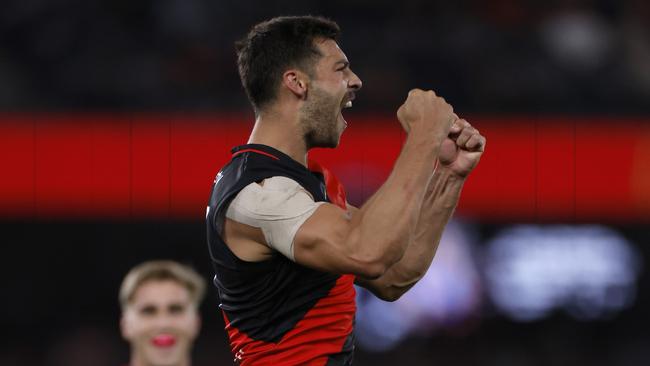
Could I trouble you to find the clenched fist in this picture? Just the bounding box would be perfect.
[396,89,456,144]
[438,119,486,178]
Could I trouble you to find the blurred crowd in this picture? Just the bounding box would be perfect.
[1,0,649,113]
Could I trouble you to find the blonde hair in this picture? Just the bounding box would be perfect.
[119,260,206,310]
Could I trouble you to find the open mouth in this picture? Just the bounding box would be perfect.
[341,92,355,110]
[151,334,176,348]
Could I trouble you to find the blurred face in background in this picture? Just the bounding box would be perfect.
[121,280,201,366]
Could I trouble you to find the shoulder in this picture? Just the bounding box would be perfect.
[228,176,320,226]
[230,176,318,217]
[226,176,325,261]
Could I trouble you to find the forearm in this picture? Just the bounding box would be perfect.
[366,166,465,298]
[350,131,439,270]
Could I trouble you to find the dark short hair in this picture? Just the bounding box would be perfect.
[235,16,341,112]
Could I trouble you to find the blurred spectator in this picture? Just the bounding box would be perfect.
[119,260,206,366]
[621,0,650,105]
[0,0,648,113]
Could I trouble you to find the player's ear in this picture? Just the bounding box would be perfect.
[282,69,309,99]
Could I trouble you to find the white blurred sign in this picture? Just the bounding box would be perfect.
[484,225,642,321]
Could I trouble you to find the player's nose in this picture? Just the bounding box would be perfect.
[152,314,175,327]
[348,70,362,91]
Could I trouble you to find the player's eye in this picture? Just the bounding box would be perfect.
[140,305,157,316]
[169,303,186,314]
[336,62,349,72]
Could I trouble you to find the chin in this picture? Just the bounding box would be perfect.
[321,130,343,148]
[305,132,340,149]
[143,346,184,366]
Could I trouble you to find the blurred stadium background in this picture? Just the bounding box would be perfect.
[1,0,649,365]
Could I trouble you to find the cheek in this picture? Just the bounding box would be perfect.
[172,314,200,337]
[124,319,151,341]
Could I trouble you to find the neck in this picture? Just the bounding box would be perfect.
[247,107,308,166]
[129,354,190,366]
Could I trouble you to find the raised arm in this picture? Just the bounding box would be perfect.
[293,89,456,279]
[356,118,486,300]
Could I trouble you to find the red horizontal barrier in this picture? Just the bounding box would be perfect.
[1,113,648,222]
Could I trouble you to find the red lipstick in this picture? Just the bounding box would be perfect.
[151,334,176,348]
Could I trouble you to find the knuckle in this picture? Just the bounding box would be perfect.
[408,88,422,96]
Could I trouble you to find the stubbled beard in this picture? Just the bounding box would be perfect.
[300,86,341,149]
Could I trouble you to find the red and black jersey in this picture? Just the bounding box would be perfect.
[206,144,356,366]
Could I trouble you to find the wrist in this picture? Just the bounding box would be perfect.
[409,124,447,144]
[405,129,444,158]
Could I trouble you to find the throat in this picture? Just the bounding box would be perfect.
[248,120,308,167]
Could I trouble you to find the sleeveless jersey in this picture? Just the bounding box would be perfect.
[206,144,356,366]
